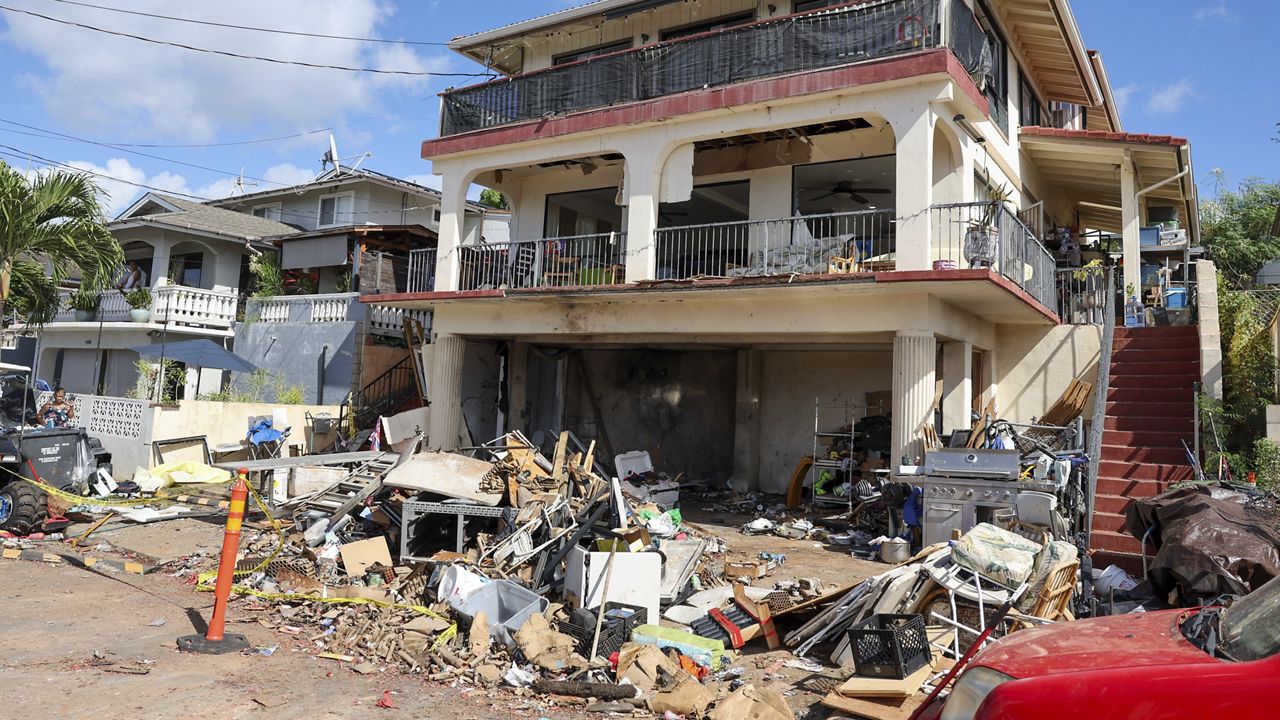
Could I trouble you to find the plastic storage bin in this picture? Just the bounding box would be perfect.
[453,579,549,647]
[848,613,930,679]
[1164,288,1187,308]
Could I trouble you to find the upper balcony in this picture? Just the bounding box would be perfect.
[439,0,990,138]
[36,284,239,334]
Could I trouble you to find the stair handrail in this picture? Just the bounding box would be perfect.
[349,356,419,430]
[1084,267,1117,552]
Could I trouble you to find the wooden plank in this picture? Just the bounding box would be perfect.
[821,691,922,720]
[836,654,953,699]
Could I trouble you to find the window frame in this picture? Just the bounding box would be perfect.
[317,191,354,228]
[251,202,283,221]
[552,39,634,66]
[660,11,755,42]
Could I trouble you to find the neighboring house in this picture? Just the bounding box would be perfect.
[368,0,1201,494]
[20,167,508,416]
[25,193,296,397]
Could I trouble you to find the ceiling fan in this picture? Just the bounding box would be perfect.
[803,180,891,205]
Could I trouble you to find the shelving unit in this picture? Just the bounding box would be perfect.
[809,399,866,509]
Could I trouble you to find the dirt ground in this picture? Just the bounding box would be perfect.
[1,507,887,720]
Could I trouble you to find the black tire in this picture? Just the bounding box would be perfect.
[0,480,48,536]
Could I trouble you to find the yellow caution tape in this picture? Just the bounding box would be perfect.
[3,464,457,650]
[196,481,457,651]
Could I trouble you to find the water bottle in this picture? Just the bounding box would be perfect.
[1123,295,1145,328]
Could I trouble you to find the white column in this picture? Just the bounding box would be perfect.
[1120,150,1141,298]
[941,340,973,434]
[623,152,662,282]
[427,334,465,450]
[434,172,471,292]
[890,110,934,271]
[148,239,171,288]
[892,331,936,470]
[731,349,762,493]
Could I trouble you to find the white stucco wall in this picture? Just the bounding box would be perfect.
[756,348,893,493]
[994,324,1102,424]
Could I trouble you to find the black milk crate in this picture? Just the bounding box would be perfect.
[848,613,930,679]
[561,602,647,659]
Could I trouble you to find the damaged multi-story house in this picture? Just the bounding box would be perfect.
[369,0,1209,569]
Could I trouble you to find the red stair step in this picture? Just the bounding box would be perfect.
[1090,512,1132,534]
[1104,416,1194,432]
[1113,326,1198,338]
[1104,401,1194,419]
[1095,476,1179,498]
[1109,361,1201,376]
[1113,336,1199,352]
[1102,429,1192,448]
[1093,493,1138,515]
[1108,374,1199,389]
[1097,461,1196,483]
[1108,387,1192,403]
[1111,346,1200,362]
[1102,444,1190,465]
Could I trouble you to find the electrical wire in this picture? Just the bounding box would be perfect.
[0,3,488,77]
[0,144,214,201]
[0,118,281,187]
[47,0,452,46]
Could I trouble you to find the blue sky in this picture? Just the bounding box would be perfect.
[0,0,1274,217]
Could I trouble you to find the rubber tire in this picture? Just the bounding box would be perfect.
[0,481,48,536]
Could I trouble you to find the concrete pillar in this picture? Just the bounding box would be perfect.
[506,341,529,433]
[427,334,465,450]
[731,349,762,492]
[148,238,171,289]
[890,110,934,271]
[892,331,936,470]
[434,172,471,292]
[1120,150,1140,298]
[941,340,973,434]
[1196,259,1223,400]
[622,151,663,282]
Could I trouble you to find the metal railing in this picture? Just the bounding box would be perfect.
[1055,267,1110,325]
[654,209,896,280]
[442,0,976,136]
[931,202,1057,311]
[407,248,437,293]
[457,233,627,291]
[349,355,423,431]
[1084,267,1117,553]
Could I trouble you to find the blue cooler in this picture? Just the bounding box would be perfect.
[1164,288,1187,308]
[1140,227,1161,246]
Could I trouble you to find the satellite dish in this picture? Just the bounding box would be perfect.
[322,134,341,175]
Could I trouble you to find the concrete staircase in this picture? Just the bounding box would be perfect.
[1090,325,1199,570]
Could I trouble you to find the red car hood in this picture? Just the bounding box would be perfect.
[972,609,1220,678]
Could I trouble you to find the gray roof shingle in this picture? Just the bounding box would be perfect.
[115,194,299,240]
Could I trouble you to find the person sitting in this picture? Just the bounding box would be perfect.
[37,387,75,429]
[116,261,147,290]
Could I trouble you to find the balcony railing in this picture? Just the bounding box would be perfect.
[931,202,1057,311]
[407,248,437,293]
[1055,267,1113,325]
[441,0,989,136]
[247,293,360,324]
[50,285,238,329]
[457,233,627,291]
[654,210,896,280]
[367,305,433,338]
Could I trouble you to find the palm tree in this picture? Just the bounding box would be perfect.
[0,161,122,329]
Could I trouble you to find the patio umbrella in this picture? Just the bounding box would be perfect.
[128,339,258,373]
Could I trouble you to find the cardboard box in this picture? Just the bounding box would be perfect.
[339,537,393,577]
[725,561,768,580]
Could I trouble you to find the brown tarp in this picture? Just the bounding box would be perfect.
[1124,483,1280,604]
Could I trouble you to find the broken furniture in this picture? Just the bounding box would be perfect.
[565,545,661,630]
[400,499,507,560]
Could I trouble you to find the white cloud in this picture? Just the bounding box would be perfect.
[1112,84,1139,116]
[403,173,442,191]
[0,1,456,143]
[1146,79,1194,115]
[1193,4,1229,22]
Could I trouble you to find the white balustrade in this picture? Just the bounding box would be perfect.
[247,293,358,324]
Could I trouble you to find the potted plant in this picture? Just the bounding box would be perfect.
[964,184,1012,269]
[68,288,100,322]
[124,286,152,323]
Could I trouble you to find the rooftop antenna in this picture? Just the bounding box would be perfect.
[232,168,258,196]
